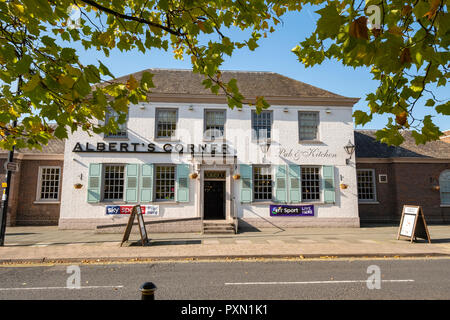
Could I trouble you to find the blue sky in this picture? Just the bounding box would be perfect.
[69,7,449,131]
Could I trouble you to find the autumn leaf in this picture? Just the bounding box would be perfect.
[400,48,412,64]
[126,75,139,91]
[396,111,408,126]
[424,0,441,20]
[349,17,368,40]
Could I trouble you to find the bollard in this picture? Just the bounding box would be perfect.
[140,282,157,300]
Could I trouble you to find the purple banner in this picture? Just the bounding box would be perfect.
[270,205,314,217]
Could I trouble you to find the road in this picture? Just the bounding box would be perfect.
[0,258,449,300]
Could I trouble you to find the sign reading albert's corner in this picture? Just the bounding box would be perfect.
[270,205,314,217]
[72,141,229,154]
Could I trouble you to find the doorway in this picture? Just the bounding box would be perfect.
[203,171,226,220]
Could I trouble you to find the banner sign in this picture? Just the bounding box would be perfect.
[270,205,314,217]
[106,205,159,216]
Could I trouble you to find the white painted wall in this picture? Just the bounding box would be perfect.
[59,102,358,228]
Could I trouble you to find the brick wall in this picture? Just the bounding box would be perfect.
[0,158,63,226]
[357,161,450,224]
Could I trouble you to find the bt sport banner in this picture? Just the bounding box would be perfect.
[270,205,314,217]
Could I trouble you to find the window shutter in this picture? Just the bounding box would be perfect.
[140,164,153,203]
[176,164,190,202]
[275,165,288,203]
[125,164,139,203]
[87,163,102,203]
[288,165,301,203]
[323,165,335,203]
[240,164,253,203]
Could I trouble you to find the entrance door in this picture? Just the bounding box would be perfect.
[204,180,225,220]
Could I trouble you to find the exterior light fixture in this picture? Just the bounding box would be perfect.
[283,107,289,113]
[325,108,331,114]
[188,105,194,111]
[259,139,271,163]
[344,140,355,165]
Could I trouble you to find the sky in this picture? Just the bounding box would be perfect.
[67,6,449,131]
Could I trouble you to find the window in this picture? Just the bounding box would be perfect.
[301,167,321,201]
[204,110,225,140]
[253,166,272,200]
[156,109,177,138]
[155,165,175,201]
[299,111,319,141]
[251,111,272,141]
[103,165,125,201]
[105,108,127,138]
[37,167,61,201]
[357,169,376,202]
[440,170,450,205]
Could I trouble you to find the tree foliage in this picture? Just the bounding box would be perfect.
[0,0,448,150]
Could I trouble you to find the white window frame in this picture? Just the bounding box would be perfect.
[251,110,273,142]
[204,109,226,141]
[36,166,61,203]
[104,108,128,139]
[253,165,273,201]
[298,111,320,142]
[301,166,321,202]
[155,108,178,139]
[102,164,126,202]
[154,164,176,202]
[357,169,377,202]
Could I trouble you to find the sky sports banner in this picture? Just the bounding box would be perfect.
[270,205,314,217]
[106,205,159,216]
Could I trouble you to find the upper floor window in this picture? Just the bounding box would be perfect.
[103,164,125,201]
[357,169,376,202]
[105,108,128,138]
[37,166,61,201]
[204,110,226,140]
[251,110,272,141]
[253,166,272,201]
[156,109,177,138]
[440,170,450,205]
[298,111,319,141]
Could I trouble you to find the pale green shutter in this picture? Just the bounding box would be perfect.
[176,164,189,202]
[87,163,102,203]
[140,164,153,203]
[323,165,335,203]
[240,164,252,203]
[289,165,301,203]
[125,164,139,203]
[275,165,288,203]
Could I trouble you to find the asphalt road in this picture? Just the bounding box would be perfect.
[0,258,449,300]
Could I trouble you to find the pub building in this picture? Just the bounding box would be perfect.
[58,68,361,232]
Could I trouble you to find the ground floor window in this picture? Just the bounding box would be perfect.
[155,165,175,201]
[357,169,376,202]
[103,164,125,201]
[37,166,61,201]
[253,166,272,200]
[301,166,320,201]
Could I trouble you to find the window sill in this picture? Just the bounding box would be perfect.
[359,201,380,205]
[298,140,324,145]
[440,205,450,207]
[33,201,60,205]
[154,138,180,142]
[103,136,129,141]
[203,138,226,143]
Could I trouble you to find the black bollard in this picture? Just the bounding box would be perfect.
[140,282,157,300]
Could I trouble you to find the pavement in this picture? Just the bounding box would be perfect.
[1,225,450,263]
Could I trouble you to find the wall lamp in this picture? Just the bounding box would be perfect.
[344,140,355,165]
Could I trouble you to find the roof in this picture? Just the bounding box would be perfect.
[355,130,450,159]
[0,138,65,156]
[104,68,359,106]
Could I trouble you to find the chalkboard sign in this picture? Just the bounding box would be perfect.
[397,205,431,243]
[121,205,149,246]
